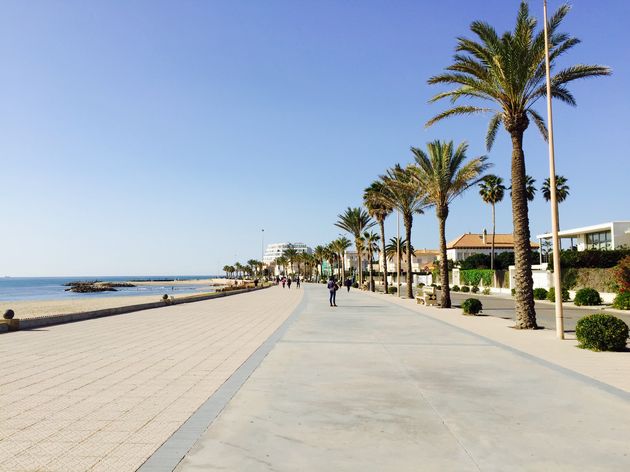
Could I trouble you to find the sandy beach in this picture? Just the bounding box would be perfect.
[0,291,210,320]
[129,277,227,287]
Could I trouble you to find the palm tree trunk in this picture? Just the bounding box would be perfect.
[491,202,496,271]
[369,250,374,292]
[405,215,413,299]
[437,207,451,308]
[341,252,346,282]
[510,130,538,329]
[356,238,363,286]
[379,220,388,293]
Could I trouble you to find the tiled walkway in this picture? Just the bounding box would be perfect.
[0,286,302,472]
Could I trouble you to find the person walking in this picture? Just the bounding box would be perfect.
[344,278,352,293]
[281,277,286,289]
[296,276,301,288]
[327,277,338,307]
[287,277,292,289]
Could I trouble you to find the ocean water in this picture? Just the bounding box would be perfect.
[0,276,220,302]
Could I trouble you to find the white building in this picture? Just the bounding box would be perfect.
[446,232,539,262]
[536,221,630,260]
[263,242,312,264]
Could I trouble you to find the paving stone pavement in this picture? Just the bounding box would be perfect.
[0,286,302,472]
[177,284,630,471]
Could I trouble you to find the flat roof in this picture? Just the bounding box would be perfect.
[537,221,630,239]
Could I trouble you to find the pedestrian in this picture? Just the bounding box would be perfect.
[327,277,338,307]
[282,277,286,288]
[296,276,301,288]
[287,278,292,289]
[344,278,352,292]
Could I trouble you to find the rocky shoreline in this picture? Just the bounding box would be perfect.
[64,281,136,293]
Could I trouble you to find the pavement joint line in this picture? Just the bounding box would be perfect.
[279,340,493,346]
[367,292,630,402]
[137,289,309,472]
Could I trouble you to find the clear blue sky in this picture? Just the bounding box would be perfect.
[1,0,628,276]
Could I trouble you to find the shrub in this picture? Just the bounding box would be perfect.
[533,288,548,300]
[436,285,442,290]
[461,286,470,293]
[471,285,479,293]
[417,283,425,288]
[388,286,397,294]
[353,282,359,288]
[574,288,602,306]
[462,298,483,315]
[452,285,460,292]
[482,287,491,295]
[547,287,570,302]
[460,253,491,270]
[612,292,630,310]
[511,288,516,296]
[613,256,630,293]
[576,314,628,351]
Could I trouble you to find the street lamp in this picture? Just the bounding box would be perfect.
[543,0,564,339]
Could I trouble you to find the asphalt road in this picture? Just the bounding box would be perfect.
[448,291,630,332]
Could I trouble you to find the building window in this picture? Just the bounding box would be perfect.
[586,231,612,250]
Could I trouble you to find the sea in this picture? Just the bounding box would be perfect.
[0,276,220,302]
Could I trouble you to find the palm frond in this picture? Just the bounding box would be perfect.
[485,112,503,151]
[527,108,548,142]
[425,106,490,128]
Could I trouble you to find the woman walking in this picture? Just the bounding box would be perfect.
[327,277,338,307]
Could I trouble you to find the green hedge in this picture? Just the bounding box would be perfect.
[612,292,630,310]
[462,298,483,315]
[573,288,602,306]
[547,287,570,302]
[533,288,548,300]
[548,249,630,270]
[460,269,494,287]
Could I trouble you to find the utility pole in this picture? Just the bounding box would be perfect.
[397,210,401,297]
[544,0,564,339]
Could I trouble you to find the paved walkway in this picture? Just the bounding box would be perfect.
[178,284,630,471]
[0,286,302,472]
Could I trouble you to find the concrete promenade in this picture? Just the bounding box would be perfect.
[0,286,302,472]
[178,284,630,471]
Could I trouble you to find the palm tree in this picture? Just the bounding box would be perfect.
[331,237,351,281]
[275,256,288,276]
[324,244,338,279]
[283,245,298,275]
[379,165,427,299]
[247,259,259,277]
[479,175,506,270]
[234,262,244,279]
[411,140,490,308]
[335,208,375,285]
[364,181,393,293]
[313,245,326,281]
[510,175,536,201]
[363,231,380,292]
[426,2,610,327]
[222,265,231,278]
[385,237,414,289]
[542,175,569,203]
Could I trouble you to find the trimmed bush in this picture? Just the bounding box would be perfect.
[574,288,602,306]
[352,282,359,288]
[471,285,479,293]
[462,298,483,315]
[482,287,491,295]
[388,286,397,294]
[533,288,548,300]
[461,286,470,293]
[461,269,494,286]
[452,285,460,292]
[547,287,570,302]
[511,288,516,296]
[576,314,629,351]
[436,285,442,290]
[417,283,425,288]
[612,292,630,310]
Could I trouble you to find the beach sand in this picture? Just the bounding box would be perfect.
[1,291,208,320]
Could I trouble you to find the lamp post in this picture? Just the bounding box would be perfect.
[397,210,401,297]
[543,0,564,339]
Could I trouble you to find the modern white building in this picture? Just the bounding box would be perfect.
[262,242,312,264]
[536,221,630,262]
[446,232,539,262]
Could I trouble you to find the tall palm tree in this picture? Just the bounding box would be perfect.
[411,140,490,308]
[426,2,610,327]
[331,237,351,281]
[479,175,506,270]
[324,244,338,279]
[283,245,298,275]
[510,175,536,201]
[364,181,393,293]
[335,208,375,285]
[234,262,244,279]
[247,259,259,277]
[222,265,231,278]
[275,256,287,276]
[379,165,427,299]
[385,237,415,270]
[313,245,326,281]
[542,175,569,203]
[363,231,380,292]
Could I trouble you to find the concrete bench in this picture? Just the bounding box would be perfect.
[415,286,438,306]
